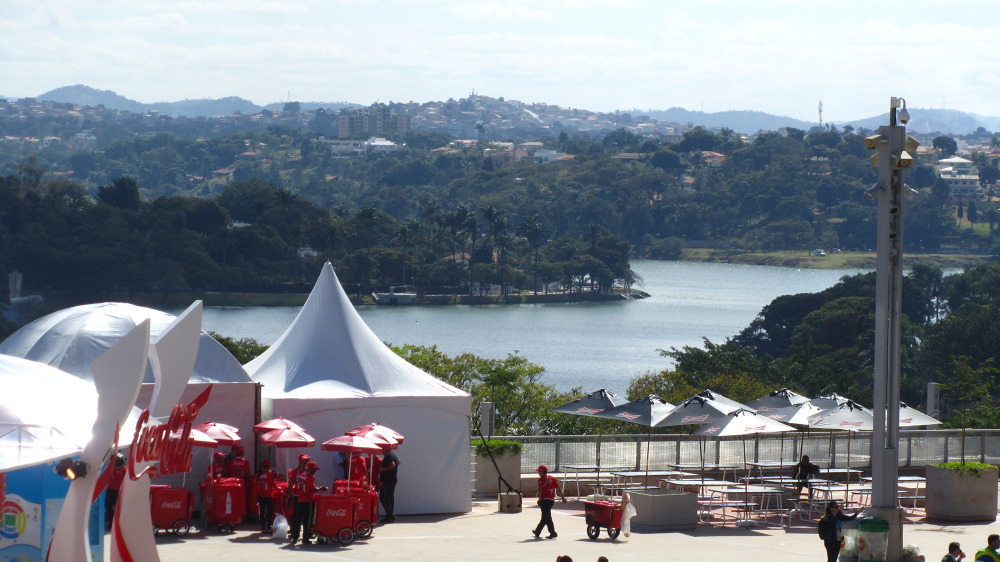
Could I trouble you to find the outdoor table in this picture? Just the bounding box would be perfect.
[718,484,790,526]
[660,479,738,495]
[562,464,631,498]
[745,461,798,480]
[810,483,872,506]
[859,476,926,511]
[667,463,739,481]
[819,468,863,482]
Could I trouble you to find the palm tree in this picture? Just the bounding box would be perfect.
[517,215,546,294]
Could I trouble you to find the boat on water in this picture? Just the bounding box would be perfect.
[372,286,417,305]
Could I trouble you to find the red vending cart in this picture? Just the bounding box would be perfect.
[312,493,360,545]
[150,485,193,536]
[584,500,624,540]
[331,481,378,538]
[203,477,245,532]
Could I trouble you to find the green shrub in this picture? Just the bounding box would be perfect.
[472,439,523,457]
[934,461,998,477]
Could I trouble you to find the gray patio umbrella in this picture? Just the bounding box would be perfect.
[746,388,810,413]
[654,392,746,483]
[553,389,628,481]
[765,401,824,461]
[899,402,942,428]
[807,392,852,412]
[807,400,872,495]
[595,395,675,485]
[691,408,796,527]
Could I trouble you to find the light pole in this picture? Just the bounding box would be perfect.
[865,97,918,562]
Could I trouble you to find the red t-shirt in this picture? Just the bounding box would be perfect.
[538,474,561,500]
[255,469,276,498]
[294,471,317,502]
[226,457,251,478]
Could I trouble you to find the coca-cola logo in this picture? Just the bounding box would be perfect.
[326,508,347,517]
[161,501,182,509]
[129,386,212,480]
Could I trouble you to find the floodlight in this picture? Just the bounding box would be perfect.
[865,134,885,150]
[55,458,89,480]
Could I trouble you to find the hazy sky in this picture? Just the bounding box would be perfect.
[2,0,999,123]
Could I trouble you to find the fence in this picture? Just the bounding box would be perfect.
[496,429,1000,473]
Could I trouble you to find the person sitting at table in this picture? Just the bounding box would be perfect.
[792,455,821,500]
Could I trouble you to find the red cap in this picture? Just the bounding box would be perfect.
[261,460,271,468]
[234,446,244,456]
[306,461,319,470]
[536,465,547,472]
[299,453,311,462]
[214,452,225,459]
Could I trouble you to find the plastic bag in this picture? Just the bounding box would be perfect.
[620,493,638,538]
[272,514,289,540]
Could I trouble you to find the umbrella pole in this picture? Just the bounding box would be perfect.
[596,419,604,496]
[645,427,652,488]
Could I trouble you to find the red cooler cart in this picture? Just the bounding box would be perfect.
[312,493,360,545]
[584,500,624,540]
[150,485,193,536]
[331,481,378,538]
[203,477,245,532]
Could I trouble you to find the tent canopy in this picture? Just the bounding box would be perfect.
[246,262,471,515]
[0,302,251,385]
[247,262,468,406]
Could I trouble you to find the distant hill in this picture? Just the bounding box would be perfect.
[36,85,356,118]
[28,84,1000,135]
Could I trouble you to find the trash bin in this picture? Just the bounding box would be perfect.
[858,516,890,562]
[840,519,860,562]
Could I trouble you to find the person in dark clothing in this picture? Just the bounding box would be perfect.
[792,455,821,499]
[820,500,858,562]
[379,449,401,523]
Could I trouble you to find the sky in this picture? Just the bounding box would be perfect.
[2,0,999,123]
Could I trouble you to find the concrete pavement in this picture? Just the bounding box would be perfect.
[115,500,996,562]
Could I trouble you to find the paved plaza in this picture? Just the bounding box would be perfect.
[120,499,996,562]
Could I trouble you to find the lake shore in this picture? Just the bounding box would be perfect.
[107,250,986,309]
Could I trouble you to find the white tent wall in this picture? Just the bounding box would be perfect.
[138,382,259,494]
[266,395,472,515]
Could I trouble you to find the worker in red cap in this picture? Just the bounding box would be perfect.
[532,465,566,539]
[255,460,277,533]
[225,446,250,478]
[210,451,226,478]
[289,461,326,545]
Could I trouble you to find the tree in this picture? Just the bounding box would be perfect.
[97,176,142,210]
[932,136,958,157]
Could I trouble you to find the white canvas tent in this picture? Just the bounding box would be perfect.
[246,262,472,515]
[0,302,258,492]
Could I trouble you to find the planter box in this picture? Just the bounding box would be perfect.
[628,488,698,531]
[473,453,521,497]
[925,464,998,522]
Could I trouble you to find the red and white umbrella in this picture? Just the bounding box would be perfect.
[254,417,306,434]
[346,423,404,446]
[260,427,316,448]
[193,422,241,446]
[173,428,220,448]
[321,435,384,455]
[321,435,382,492]
[344,430,397,452]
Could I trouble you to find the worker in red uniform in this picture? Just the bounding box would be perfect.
[289,461,326,545]
[225,446,251,478]
[209,451,226,478]
[347,453,368,484]
[287,454,311,544]
[255,460,277,533]
[532,465,567,539]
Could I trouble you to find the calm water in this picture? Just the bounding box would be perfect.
[178,260,869,393]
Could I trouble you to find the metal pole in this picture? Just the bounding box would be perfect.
[868,96,913,562]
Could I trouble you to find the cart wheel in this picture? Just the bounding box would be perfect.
[337,527,355,545]
[355,520,373,537]
[172,519,190,537]
[586,524,600,539]
[608,527,621,540]
[152,527,159,536]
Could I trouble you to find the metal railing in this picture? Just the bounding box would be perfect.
[496,429,1000,473]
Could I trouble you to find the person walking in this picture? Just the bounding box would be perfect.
[379,449,400,523]
[255,460,277,533]
[532,465,567,539]
[944,542,967,562]
[975,535,1000,562]
[819,500,858,562]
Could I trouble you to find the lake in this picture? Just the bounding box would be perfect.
[179,260,870,393]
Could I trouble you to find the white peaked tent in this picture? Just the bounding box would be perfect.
[246,262,472,515]
[0,302,257,492]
